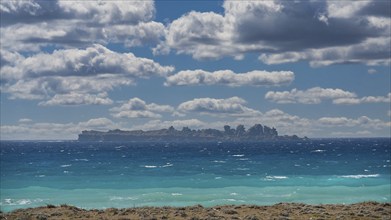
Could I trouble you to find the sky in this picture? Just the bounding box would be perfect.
[0,0,390,140]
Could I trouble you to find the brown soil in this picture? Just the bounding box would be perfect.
[1,202,390,220]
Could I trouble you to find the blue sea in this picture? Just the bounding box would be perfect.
[1,139,390,212]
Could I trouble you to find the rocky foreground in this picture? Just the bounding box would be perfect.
[1,202,390,220]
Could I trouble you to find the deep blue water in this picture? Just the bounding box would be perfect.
[1,139,390,212]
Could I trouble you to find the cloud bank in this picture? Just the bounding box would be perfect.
[165,70,294,87]
[265,87,390,104]
[160,0,390,66]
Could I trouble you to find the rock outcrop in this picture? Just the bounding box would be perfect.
[78,124,305,142]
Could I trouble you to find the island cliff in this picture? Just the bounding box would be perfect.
[78,124,304,142]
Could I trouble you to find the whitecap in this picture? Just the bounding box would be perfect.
[215,177,222,179]
[171,193,182,196]
[144,165,157,168]
[340,174,380,179]
[110,196,138,201]
[238,158,249,161]
[212,160,226,163]
[161,163,173,168]
[74,159,89,162]
[232,154,244,157]
[2,198,36,206]
[60,164,72,167]
[264,176,288,180]
[311,149,326,153]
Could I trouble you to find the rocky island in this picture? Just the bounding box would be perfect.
[78,124,304,142]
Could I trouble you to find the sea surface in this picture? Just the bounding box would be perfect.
[1,138,390,212]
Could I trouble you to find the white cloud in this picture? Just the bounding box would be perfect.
[0,0,163,51]
[266,87,390,105]
[1,44,174,81]
[110,98,175,119]
[368,68,377,74]
[317,116,388,129]
[0,117,118,140]
[265,87,357,104]
[165,69,294,87]
[18,118,32,123]
[1,45,174,105]
[259,37,391,67]
[131,119,206,131]
[332,93,391,105]
[161,0,390,66]
[177,97,260,117]
[39,92,113,106]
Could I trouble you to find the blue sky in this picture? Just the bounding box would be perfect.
[1,0,390,140]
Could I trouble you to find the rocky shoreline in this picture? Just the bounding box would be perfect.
[1,202,390,219]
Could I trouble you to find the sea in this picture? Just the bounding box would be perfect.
[0,138,390,212]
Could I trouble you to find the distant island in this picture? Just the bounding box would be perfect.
[78,124,305,142]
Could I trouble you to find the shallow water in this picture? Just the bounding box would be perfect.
[1,139,390,212]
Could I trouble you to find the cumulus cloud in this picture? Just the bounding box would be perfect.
[161,0,390,66]
[110,98,175,119]
[266,87,390,105]
[333,93,391,105]
[317,116,389,129]
[39,92,113,106]
[1,45,174,105]
[178,97,260,117]
[265,87,357,104]
[1,44,174,80]
[0,0,163,51]
[165,69,294,87]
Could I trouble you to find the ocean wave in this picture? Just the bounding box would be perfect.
[264,176,288,181]
[109,196,138,201]
[1,198,44,206]
[60,164,72,167]
[161,163,173,168]
[144,165,157,168]
[311,149,326,153]
[74,158,89,162]
[171,193,183,196]
[340,174,380,179]
[232,154,245,157]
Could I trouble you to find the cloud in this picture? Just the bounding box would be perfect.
[165,69,294,87]
[368,68,377,74]
[18,118,33,123]
[177,97,260,117]
[266,87,390,105]
[0,0,163,51]
[161,0,390,66]
[317,116,389,129]
[1,44,174,80]
[259,36,391,67]
[39,92,113,106]
[265,87,357,104]
[0,117,118,140]
[1,45,174,105]
[110,98,175,119]
[332,93,391,105]
[131,119,206,131]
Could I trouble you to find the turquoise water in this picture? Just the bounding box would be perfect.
[1,139,390,212]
